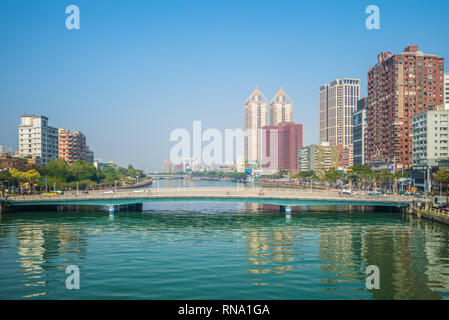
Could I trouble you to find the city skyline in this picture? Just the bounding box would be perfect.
[1,0,449,170]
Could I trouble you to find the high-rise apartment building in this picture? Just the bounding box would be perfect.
[270,88,292,125]
[366,46,445,170]
[262,122,303,174]
[412,105,449,169]
[352,97,368,166]
[244,88,268,169]
[319,78,361,148]
[445,72,449,107]
[18,115,58,165]
[299,142,339,172]
[58,129,88,163]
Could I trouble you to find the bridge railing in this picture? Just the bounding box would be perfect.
[8,187,413,203]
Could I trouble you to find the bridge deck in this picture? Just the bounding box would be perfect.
[7,188,413,207]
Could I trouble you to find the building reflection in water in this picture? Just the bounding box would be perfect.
[241,206,449,299]
[421,218,449,298]
[3,206,449,300]
[361,214,448,299]
[318,223,364,294]
[242,203,298,286]
[15,221,88,298]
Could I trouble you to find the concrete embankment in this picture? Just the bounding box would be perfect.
[0,200,9,214]
[412,208,449,226]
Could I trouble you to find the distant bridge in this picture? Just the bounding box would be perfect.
[150,175,187,180]
[6,188,413,211]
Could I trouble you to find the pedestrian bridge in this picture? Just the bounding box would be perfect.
[7,187,413,208]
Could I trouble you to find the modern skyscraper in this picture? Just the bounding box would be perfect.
[18,115,58,165]
[262,122,303,174]
[58,129,88,163]
[270,88,292,125]
[366,45,445,170]
[352,97,368,166]
[244,88,268,169]
[319,78,361,148]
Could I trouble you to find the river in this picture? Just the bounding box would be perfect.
[0,179,448,299]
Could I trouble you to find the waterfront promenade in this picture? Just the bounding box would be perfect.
[5,187,413,209]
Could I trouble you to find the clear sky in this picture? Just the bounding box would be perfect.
[1,0,449,171]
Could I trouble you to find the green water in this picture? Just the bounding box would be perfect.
[1,201,449,300]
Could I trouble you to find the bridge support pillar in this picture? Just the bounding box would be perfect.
[107,205,117,213]
[280,206,292,214]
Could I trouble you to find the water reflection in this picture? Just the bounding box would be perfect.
[0,206,449,299]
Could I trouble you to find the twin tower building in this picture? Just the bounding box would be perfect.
[244,88,303,173]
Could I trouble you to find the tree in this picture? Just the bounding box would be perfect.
[324,169,344,186]
[44,159,70,180]
[10,168,41,192]
[347,165,373,189]
[69,160,98,181]
[24,169,41,192]
[0,170,12,196]
[433,169,449,204]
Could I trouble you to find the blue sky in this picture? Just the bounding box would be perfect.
[1,0,449,171]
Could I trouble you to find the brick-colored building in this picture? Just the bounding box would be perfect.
[58,129,87,163]
[262,122,303,174]
[366,46,445,170]
[337,146,352,170]
[0,156,38,171]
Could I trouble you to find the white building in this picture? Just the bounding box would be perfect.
[236,156,245,173]
[445,72,449,107]
[299,146,311,172]
[270,88,292,125]
[182,158,195,172]
[0,145,15,157]
[244,88,268,169]
[18,115,58,165]
[319,79,361,148]
[412,105,449,169]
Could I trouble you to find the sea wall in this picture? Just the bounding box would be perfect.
[412,208,449,226]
